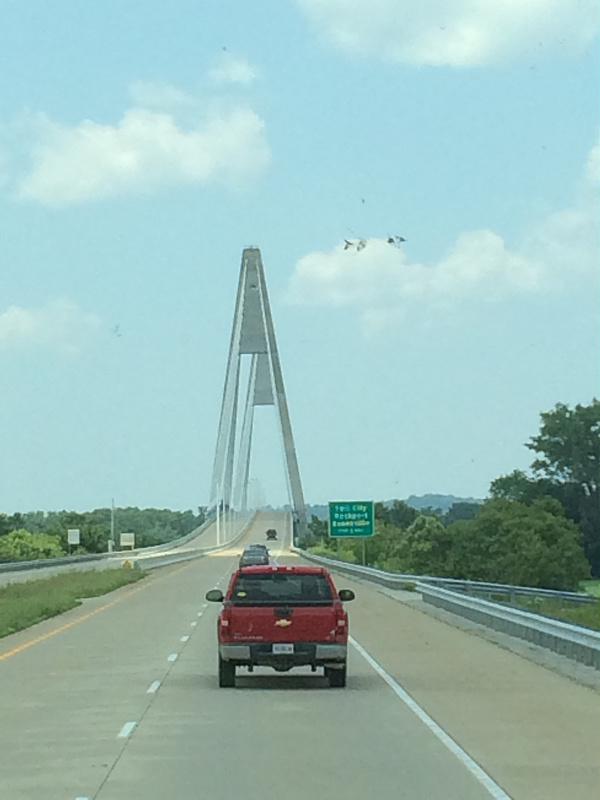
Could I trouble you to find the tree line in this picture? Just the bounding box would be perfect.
[0,506,207,562]
[301,399,599,590]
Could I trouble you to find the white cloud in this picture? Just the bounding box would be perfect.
[296,0,599,66]
[584,141,600,186]
[4,80,270,205]
[0,299,103,355]
[287,140,599,333]
[129,81,192,111]
[208,55,258,85]
[16,105,269,205]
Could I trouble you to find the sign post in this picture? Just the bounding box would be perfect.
[328,501,374,565]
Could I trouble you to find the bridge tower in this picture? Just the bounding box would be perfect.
[210,247,307,541]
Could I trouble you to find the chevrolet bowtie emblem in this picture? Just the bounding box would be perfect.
[274,619,292,627]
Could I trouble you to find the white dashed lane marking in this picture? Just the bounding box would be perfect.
[180,635,190,642]
[147,680,161,694]
[167,653,179,662]
[117,721,137,739]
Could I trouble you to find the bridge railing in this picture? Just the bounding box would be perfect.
[0,510,256,579]
[292,548,595,604]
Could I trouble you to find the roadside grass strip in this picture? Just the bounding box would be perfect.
[580,579,600,598]
[497,595,600,630]
[0,567,146,638]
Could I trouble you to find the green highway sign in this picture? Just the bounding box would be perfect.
[328,501,374,538]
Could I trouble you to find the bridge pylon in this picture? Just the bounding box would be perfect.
[210,247,307,542]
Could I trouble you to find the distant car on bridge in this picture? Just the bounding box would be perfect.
[265,528,278,540]
[205,564,355,688]
[247,543,269,553]
[238,548,269,568]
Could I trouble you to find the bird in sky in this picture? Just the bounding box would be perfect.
[387,235,406,246]
[343,237,368,252]
[113,325,122,337]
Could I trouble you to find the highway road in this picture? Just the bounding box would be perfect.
[0,512,598,800]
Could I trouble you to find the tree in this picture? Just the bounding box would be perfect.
[490,470,543,503]
[446,499,590,589]
[442,502,481,526]
[490,401,600,576]
[400,515,453,575]
[375,500,418,529]
[527,401,599,490]
[299,515,328,548]
[0,529,64,561]
[528,400,599,576]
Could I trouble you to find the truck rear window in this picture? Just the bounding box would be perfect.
[230,573,333,605]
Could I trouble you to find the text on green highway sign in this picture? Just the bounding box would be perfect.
[328,501,374,538]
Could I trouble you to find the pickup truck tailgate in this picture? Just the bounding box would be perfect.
[229,604,337,643]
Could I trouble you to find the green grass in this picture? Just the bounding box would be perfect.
[0,567,146,638]
[580,579,600,598]
[506,596,600,631]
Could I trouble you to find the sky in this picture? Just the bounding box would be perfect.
[0,0,598,514]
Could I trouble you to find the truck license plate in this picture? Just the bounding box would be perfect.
[272,643,294,655]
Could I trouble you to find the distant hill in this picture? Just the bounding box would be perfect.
[306,504,329,519]
[304,495,482,519]
[404,494,483,513]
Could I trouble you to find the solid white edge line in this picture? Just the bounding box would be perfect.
[117,721,137,738]
[180,635,190,642]
[147,680,161,694]
[349,636,512,800]
[167,652,178,662]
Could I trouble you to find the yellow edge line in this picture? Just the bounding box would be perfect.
[0,561,192,663]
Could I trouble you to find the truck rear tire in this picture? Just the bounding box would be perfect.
[326,664,347,688]
[218,657,236,687]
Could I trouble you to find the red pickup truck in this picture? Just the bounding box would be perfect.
[205,565,355,688]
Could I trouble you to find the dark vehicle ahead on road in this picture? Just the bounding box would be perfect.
[247,543,269,554]
[238,548,269,568]
[206,565,355,688]
[265,528,278,540]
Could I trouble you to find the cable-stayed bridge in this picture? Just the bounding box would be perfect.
[209,246,306,543]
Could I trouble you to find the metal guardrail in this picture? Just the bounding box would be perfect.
[418,583,600,670]
[0,517,215,574]
[292,549,595,604]
[0,511,256,579]
[294,548,600,670]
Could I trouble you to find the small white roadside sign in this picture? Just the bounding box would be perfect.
[67,529,80,545]
[120,532,135,549]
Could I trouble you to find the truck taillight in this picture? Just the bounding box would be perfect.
[219,610,233,642]
[334,605,348,642]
